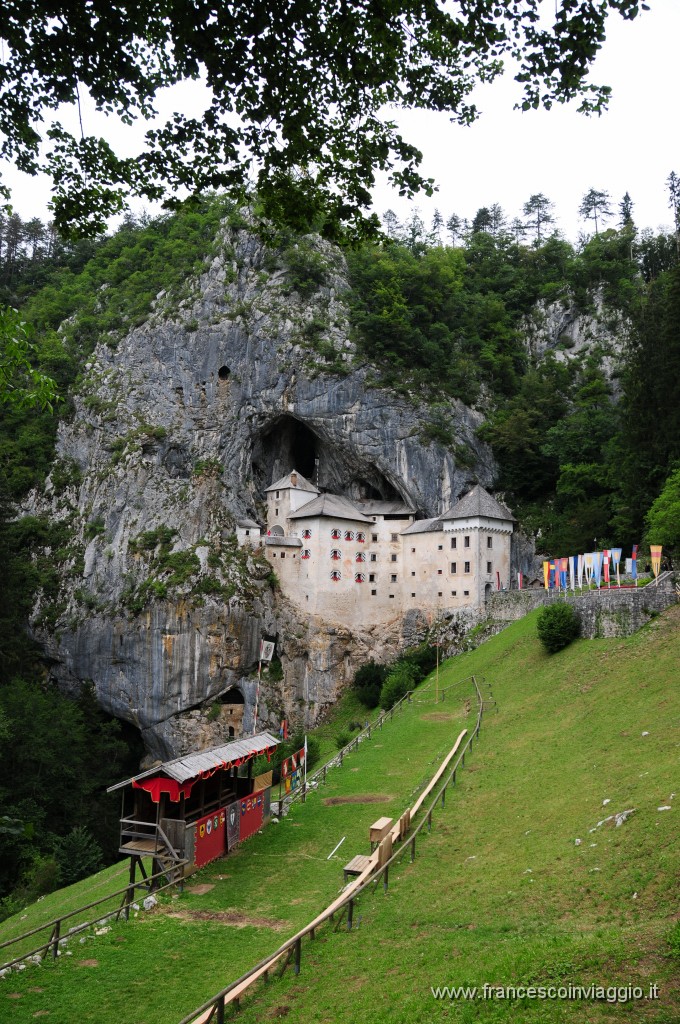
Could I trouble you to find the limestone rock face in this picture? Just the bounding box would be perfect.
[26,222,497,760]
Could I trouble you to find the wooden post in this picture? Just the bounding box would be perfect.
[441,787,446,807]
[427,811,432,832]
[125,856,136,921]
[51,920,60,960]
[323,766,327,785]
[452,769,456,785]
[383,866,389,893]
[368,725,371,740]
[347,898,354,931]
[215,996,225,1024]
[410,836,416,863]
[294,937,302,975]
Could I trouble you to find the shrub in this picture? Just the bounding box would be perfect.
[53,827,103,886]
[537,601,581,654]
[335,731,351,750]
[353,660,388,708]
[380,662,417,710]
[400,642,438,683]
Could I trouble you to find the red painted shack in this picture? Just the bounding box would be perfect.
[107,731,279,885]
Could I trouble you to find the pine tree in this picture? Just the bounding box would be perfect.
[523,194,554,244]
[579,188,612,236]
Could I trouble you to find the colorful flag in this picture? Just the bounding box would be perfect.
[560,557,568,590]
[611,548,622,586]
[650,544,662,578]
[593,552,603,588]
[631,544,638,582]
[518,572,523,590]
[603,549,610,586]
[577,553,584,589]
[584,552,593,586]
[543,560,550,590]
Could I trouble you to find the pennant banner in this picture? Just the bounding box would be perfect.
[650,545,662,578]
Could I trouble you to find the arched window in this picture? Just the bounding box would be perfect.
[344,529,354,541]
[330,548,342,560]
[356,531,365,543]
[331,528,341,540]
[301,549,311,560]
[330,569,342,582]
[354,572,366,583]
[301,528,312,539]
[355,551,366,563]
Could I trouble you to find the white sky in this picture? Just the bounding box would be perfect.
[1,0,678,243]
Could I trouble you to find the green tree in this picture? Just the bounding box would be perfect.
[523,194,555,244]
[645,468,680,555]
[579,188,613,235]
[0,306,58,411]
[537,602,581,654]
[0,2,648,239]
[619,191,635,229]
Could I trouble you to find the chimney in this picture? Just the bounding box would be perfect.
[290,471,298,488]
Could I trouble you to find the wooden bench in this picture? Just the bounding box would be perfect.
[369,816,393,850]
[343,854,371,883]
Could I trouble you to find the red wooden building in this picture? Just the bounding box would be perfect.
[107,731,279,886]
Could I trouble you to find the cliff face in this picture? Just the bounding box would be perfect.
[27,221,496,760]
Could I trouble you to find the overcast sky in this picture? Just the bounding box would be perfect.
[2,0,678,244]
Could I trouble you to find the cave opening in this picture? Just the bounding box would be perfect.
[251,414,408,505]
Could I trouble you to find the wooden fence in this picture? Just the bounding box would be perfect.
[177,674,487,1024]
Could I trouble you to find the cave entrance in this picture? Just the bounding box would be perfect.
[251,414,409,505]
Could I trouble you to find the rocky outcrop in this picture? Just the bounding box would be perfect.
[26,220,498,760]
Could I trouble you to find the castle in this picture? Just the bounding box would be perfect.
[258,471,514,628]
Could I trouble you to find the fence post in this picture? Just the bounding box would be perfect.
[427,811,432,833]
[347,898,354,931]
[215,995,225,1024]
[410,836,416,863]
[323,766,327,785]
[452,769,456,785]
[294,938,302,975]
[383,866,389,893]
[51,920,61,960]
[441,787,446,808]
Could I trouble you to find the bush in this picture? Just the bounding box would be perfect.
[400,642,438,684]
[353,660,388,708]
[335,731,351,750]
[53,827,103,886]
[380,662,417,710]
[537,601,581,654]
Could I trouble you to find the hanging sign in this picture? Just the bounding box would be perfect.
[226,800,240,850]
[259,640,275,662]
[650,545,663,578]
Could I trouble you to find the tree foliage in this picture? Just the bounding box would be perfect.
[537,602,581,654]
[0,1,647,239]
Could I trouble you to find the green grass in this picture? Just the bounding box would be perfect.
[2,609,678,1022]
[0,674,475,1022]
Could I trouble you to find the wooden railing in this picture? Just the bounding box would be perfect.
[177,675,485,1024]
[0,862,186,971]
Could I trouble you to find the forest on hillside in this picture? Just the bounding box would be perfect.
[0,184,679,913]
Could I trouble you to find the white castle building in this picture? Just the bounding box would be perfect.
[261,471,514,627]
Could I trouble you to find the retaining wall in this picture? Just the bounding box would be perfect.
[487,576,678,639]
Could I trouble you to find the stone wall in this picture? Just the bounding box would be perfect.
[488,577,678,638]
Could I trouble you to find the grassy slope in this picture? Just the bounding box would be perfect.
[2,609,678,1022]
[0,676,477,1023]
[233,608,679,1024]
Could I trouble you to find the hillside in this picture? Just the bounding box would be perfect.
[1,607,678,1022]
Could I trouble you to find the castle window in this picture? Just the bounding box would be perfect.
[411,592,416,598]
[464,589,469,596]
[451,537,457,549]
[438,544,443,551]
[369,573,376,582]
[451,590,457,596]
[390,574,397,583]
[355,551,366,563]
[464,561,470,573]
[302,528,312,539]
[391,533,398,542]
[276,491,280,498]
[391,554,397,562]
[372,533,378,542]
[464,536,470,547]
[411,547,416,553]
[354,572,366,583]
[371,589,377,596]
[330,548,342,560]
[281,552,285,558]
[389,594,395,599]
[487,536,493,548]
[330,569,342,582]
[275,509,279,516]
[438,592,442,597]
[331,528,341,539]
[411,571,415,577]
[301,549,311,560]
[437,569,443,575]
[344,529,354,541]
[487,561,492,574]
[451,562,457,573]
[356,532,365,543]
[370,553,377,562]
